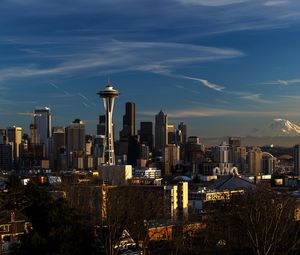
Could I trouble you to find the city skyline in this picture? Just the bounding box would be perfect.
[2,1,300,136]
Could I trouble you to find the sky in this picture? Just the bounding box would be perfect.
[1,0,300,137]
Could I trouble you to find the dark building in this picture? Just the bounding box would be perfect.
[0,144,12,171]
[155,110,168,154]
[0,129,7,144]
[127,135,140,167]
[97,115,106,136]
[140,122,153,152]
[185,137,205,172]
[120,102,135,139]
[294,144,300,176]
[52,127,66,171]
[229,136,242,166]
[178,122,187,144]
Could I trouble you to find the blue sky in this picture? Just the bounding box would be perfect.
[1,0,300,137]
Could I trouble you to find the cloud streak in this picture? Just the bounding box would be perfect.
[261,78,300,86]
[182,75,225,92]
[176,0,249,6]
[0,40,243,83]
[139,107,295,118]
[264,0,289,6]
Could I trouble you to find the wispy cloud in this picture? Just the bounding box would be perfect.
[182,75,225,92]
[0,40,243,83]
[281,95,300,100]
[139,107,289,118]
[236,92,273,104]
[176,0,249,6]
[264,0,290,6]
[78,93,89,101]
[261,78,300,86]
[49,81,71,96]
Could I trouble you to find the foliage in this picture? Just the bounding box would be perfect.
[204,189,300,255]
[10,181,98,255]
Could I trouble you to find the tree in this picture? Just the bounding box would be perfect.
[103,186,165,255]
[205,189,300,255]
[13,182,98,255]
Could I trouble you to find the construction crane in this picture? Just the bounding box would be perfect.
[17,112,42,123]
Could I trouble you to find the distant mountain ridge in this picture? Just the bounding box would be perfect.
[251,118,300,137]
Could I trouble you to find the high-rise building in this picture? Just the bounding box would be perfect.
[97,115,106,136]
[294,144,300,176]
[167,124,175,144]
[216,141,230,163]
[34,107,52,146]
[262,152,276,175]
[120,102,135,139]
[52,127,66,170]
[93,135,105,168]
[229,136,241,147]
[140,122,153,152]
[98,83,120,165]
[66,119,85,166]
[140,144,150,161]
[185,136,205,173]
[155,110,168,153]
[163,144,180,176]
[0,129,7,144]
[29,124,38,144]
[178,122,187,144]
[0,144,12,171]
[7,126,22,163]
[235,146,247,172]
[248,147,262,175]
[127,135,140,167]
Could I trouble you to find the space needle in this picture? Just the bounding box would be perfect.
[97,82,120,165]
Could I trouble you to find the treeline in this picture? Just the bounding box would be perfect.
[2,175,99,255]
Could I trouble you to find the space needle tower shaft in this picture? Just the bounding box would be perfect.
[97,83,120,165]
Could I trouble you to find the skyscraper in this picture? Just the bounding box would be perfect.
[155,110,168,153]
[29,124,38,144]
[7,126,22,164]
[66,119,85,156]
[294,144,300,176]
[0,143,12,171]
[34,107,51,156]
[120,102,135,139]
[127,135,140,167]
[248,147,262,176]
[229,136,242,167]
[164,144,180,176]
[167,124,175,144]
[216,141,230,163]
[97,115,106,136]
[52,127,66,170]
[178,122,187,144]
[0,129,7,144]
[98,83,120,165]
[262,152,276,175]
[140,122,153,152]
[229,136,241,147]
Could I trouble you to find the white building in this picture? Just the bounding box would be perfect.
[164,182,188,220]
[134,168,161,179]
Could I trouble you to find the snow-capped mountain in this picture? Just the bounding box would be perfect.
[251,119,300,137]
